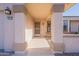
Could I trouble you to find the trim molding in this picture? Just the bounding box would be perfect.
[53,4,64,12]
[13,5,25,13]
[49,41,64,52]
[14,42,27,51]
[53,42,64,52]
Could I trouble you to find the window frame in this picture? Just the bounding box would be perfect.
[63,20,69,33]
[47,21,51,32]
[34,21,40,34]
[63,20,79,34]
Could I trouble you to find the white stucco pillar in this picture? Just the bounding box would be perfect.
[14,13,26,45]
[13,5,27,54]
[51,4,64,53]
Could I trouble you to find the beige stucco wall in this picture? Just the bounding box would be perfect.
[63,16,79,53]
[63,34,79,53]
[0,11,14,51]
[0,4,15,51]
[25,13,34,44]
[25,17,51,38]
[25,17,50,38]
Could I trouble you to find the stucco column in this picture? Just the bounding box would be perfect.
[40,19,46,37]
[51,4,64,53]
[13,5,27,54]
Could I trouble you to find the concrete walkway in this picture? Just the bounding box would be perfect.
[27,37,50,48]
[26,37,54,56]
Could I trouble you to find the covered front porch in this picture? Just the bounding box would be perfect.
[24,3,65,54]
[0,3,74,55]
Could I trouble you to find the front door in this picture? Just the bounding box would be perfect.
[34,21,40,36]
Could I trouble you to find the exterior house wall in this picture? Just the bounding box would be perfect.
[63,35,79,53]
[0,12,4,50]
[63,16,79,53]
[4,14,14,51]
[0,4,15,51]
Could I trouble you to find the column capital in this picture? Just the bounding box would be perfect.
[52,4,64,12]
[13,5,25,13]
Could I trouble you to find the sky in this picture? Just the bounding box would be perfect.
[63,3,79,16]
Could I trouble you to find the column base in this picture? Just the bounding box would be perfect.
[13,42,27,55]
[14,42,27,51]
[49,41,64,54]
[53,51,64,54]
[53,42,64,51]
[14,51,27,56]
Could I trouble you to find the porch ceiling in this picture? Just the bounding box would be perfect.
[25,3,75,19]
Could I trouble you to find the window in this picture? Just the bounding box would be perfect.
[34,22,40,34]
[70,20,79,34]
[47,21,51,32]
[63,20,79,34]
[63,20,68,33]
